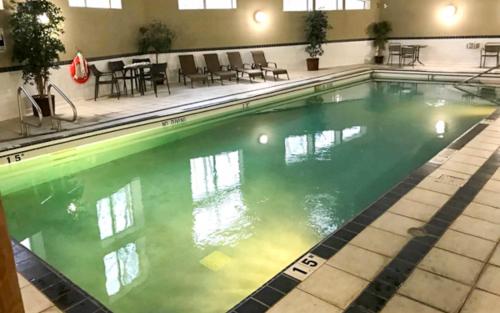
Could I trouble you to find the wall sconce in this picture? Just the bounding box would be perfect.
[254,11,267,24]
[442,4,457,20]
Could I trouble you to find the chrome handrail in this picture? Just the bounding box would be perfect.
[17,86,43,137]
[461,65,500,85]
[47,82,78,131]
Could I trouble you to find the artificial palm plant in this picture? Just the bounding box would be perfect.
[305,10,331,71]
[138,21,175,63]
[367,21,392,64]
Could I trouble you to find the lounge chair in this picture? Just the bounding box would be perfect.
[178,55,209,88]
[251,51,289,80]
[227,51,265,83]
[203,53,238,85]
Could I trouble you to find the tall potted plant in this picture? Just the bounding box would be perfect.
[138,21,175,63]
[10,0,66,117]
[305,10,331,71]
[367,21,392,64]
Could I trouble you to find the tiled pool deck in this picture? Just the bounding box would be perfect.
[232,112,500,313]
[8,65,500,313]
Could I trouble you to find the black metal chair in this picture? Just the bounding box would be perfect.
[387,43,402,66]
[132,58,152,90]
[150,63,171,97]
[480,44,500,68]
[401,46,417,66]
[108,61,135,95]
[89,64,120,101]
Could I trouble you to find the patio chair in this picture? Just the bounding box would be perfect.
[89,64,120,101]
[108,60,135,95]
[387,43,402,66]
[401,46,416,66]
[251,50,289,80]
[480,43,500,68]
[203,53,238,85]
[227,51,265,83]
[150,63,171,97]
[178,55,209,88]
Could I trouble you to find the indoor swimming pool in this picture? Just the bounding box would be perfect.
[0,81,496,313]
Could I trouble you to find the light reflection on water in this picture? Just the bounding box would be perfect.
[2,82,496,313]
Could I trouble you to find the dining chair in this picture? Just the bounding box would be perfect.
[150,63,171,97]
[89,65,120,101]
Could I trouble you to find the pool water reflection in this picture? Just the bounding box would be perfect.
[1,82,495,313]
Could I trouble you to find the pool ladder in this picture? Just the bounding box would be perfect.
[454,65,500,105]
[18,82,78,137]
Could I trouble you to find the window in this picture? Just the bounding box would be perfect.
[178,0,237,10]
[68,0,122,9]
[345,0,370,10]
[0,1,4,10]
[283,0,368,11]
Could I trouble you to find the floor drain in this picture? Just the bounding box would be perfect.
[408,227,428,238]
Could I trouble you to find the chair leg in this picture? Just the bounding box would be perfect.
[94,80,99,101]
[166,77,171,95]
[286,72,290,80]
[154,82,158,97]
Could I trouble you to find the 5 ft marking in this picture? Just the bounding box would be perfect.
[5,153,25,164]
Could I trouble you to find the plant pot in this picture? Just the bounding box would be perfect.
[374,55,385,65]
[306,58,319,71]
[32,95,55,117]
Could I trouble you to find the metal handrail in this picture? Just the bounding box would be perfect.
[461,65,500,85]
[17,86,43,136]
[47,82,78,131]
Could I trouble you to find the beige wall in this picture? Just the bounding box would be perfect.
[381,0,500,37]
[143,0,379,49]
[0,0,378,68]
[0,0,146,67]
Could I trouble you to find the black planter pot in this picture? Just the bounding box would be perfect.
[374,55,385,64]
[306,58,319,71]
[33,95,55,117]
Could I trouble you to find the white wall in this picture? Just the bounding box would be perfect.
[388,37,500,67]
[0,40,373,122]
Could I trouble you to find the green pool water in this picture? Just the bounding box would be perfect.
[1,81,495,313]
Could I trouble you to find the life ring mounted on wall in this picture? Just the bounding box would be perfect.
[70,51,90,84]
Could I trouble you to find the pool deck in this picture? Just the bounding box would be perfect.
[8,64,500,313]
[232,112,500,313]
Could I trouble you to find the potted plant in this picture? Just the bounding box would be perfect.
[367,21,392,64]
[10,0,66,117]
[305,10,331,71]
[138,21,175,64]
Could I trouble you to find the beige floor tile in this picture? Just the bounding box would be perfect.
[459,147,494,159]
[436,230,496,262]
[491,246,500,266]
[405,188,450,208]
[327,244,389,281]
[299,265,369,309]
[381,295,442,313]
[451,215,500,241]
[449,153,487,166]
[389,198,440,222]
[463,202,500,224]
[398,269,470,312]
[268,289,342,313]
[350,227,409,257]
[483,130,500,138]
[372,212,425,237]
[417,176,460,196]
[461,289,500,313]
[483,179,500,193]
[418,248,483,285]
[474,189,500,209]
[465,140,498,152]
[493,169,500,181]
[21,285,53,313]
[477,265,500,296]
[476,135,500,145]
[427,168,470,185]
[17,273,30,289]
[41,307,63,313]
[440,160,479,175]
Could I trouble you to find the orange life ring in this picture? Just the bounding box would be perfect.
[70,52,90,84]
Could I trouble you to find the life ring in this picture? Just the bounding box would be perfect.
[70,51,90,84]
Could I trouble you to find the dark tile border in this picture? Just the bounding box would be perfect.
[12,239,111,313]
[345,150,500,312]
[228,113,499,312]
